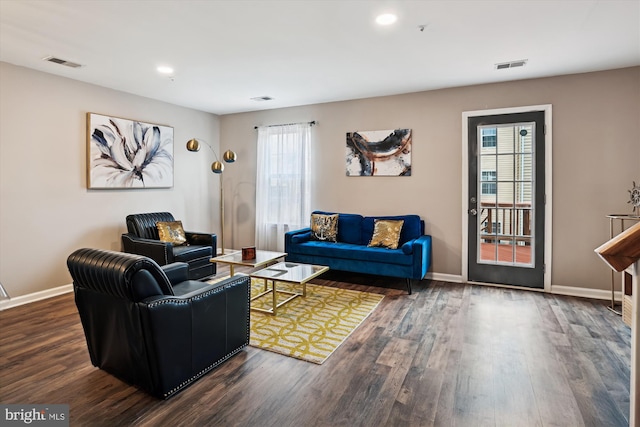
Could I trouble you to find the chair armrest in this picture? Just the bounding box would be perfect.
[139,275,250,397]
[185,231,217,249]
[122,233,174,265]
[161,262,189,285]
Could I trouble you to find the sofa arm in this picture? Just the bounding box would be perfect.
[122,233,174,265]
[285,228,312,246]
[139,274,250,398]
[408,235,432,280]
[185,231,217,250]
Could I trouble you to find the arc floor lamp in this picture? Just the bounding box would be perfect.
[186,138,237,255]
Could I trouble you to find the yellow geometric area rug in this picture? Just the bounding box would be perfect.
[249,280,384,364]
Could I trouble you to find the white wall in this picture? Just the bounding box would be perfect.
[220,66,640,292]
[0,62,220,298]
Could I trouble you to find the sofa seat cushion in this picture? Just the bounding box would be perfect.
[290,241,412,266]
[172,280,213,296]
[173,245,212,262]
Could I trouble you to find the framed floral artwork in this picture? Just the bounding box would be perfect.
[86,113,174,189]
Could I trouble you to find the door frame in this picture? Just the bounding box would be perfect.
[462,105,553,292]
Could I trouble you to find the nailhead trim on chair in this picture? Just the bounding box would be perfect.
[244,276,251,343]
[148,275,251,398]
[162,343,248,398]
[147,284,225,307]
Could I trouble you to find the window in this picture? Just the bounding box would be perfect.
[481,128,497,148]
[255,123,312,251]
[481,170,497,194]
[482,220,502,234]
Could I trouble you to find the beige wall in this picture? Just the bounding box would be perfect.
[0,62,220,298]
[1,63,638,299]
[220,66,640,292]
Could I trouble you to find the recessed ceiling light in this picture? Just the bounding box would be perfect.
[376,13,397,26]
[157,66,174,75]
[251,96,274,102]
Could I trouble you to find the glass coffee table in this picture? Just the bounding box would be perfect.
[250,262,329,315]
[211,249,287,276]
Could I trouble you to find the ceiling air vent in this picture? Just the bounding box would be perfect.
[42,56,82,68]
[251,96,274,102]
[495,59,527,70]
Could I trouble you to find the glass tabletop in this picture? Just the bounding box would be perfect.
[251,262,329,283]
[211,249,287,267]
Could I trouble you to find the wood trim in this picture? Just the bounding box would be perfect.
[632,262,639,426]
[595,224,640,425]
[595,221,640,272]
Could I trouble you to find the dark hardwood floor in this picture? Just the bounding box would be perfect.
[0,267,632,426]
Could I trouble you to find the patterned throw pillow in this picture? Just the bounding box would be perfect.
[368,219,404,249]
[156,220,187,246]
[310,214,339,242]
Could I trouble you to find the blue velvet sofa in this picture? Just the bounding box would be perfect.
[284,211,432,294]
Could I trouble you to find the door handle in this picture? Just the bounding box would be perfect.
[469,208,477,216]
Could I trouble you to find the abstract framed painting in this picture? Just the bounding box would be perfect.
[86,113,174,189]
[346,129,412,176]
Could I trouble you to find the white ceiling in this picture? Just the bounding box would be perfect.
[1,0,638,115]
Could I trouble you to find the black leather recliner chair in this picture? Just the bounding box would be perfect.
[67,248,250,399]
[121,212,216,280]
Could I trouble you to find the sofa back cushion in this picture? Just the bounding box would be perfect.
[312,211,363,244]
[362,215,423,246]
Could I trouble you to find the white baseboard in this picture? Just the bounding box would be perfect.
[0,278,617,311]
[426,272,463,283]
[0,284,73,311]
[550,285,621,301]
[426,273,616,302]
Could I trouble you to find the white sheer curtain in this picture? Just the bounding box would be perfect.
[255,123,311,251]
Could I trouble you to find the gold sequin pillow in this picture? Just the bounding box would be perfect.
[156,220,187,246]
[310,213,338,242]
[368,219,404,249]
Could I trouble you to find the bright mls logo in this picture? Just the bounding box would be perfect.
[1,404,68,426]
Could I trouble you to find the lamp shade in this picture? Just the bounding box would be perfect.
[222,149,237,163]
[185,138,237,256]
[186,139,201,152]
[211,161,224,173]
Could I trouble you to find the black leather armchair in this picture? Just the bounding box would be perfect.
[67,248,250,399]
[121,212,216,280]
